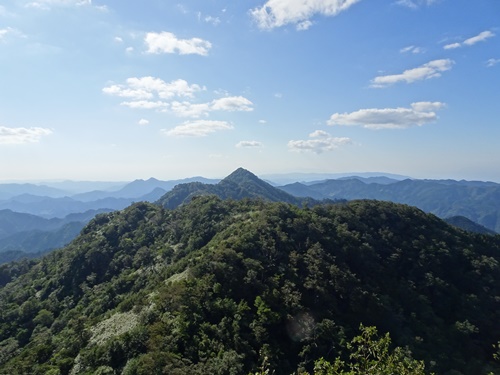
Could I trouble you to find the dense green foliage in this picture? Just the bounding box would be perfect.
[0,197,499,374]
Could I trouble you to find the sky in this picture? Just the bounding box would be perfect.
[0,0,499,182]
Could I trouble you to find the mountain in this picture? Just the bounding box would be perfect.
[0,209,112,262]
[0,190,166,219]
[0,197,499,374]
[444,216,497,235]
[0,183,68,200]
[157,167,305,209]
[71,176,219,202]
[261,172,410,185]
[279,178,500,233]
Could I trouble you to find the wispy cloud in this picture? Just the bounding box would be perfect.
[25,0,106,10]
[288,130,352,153]
[250,0,361,30]
[236,140,263,148]
[145,31,212,56]
[328,102,445,129]
[198,13,221,26]
[444,30,495,50]
[400,45,423,54]
[0,27,25,41]
[486,58,500,67]
[0,126,52,144]
[395,0,440,9]
[371,59,454,88]
[138,119,149,126]
[163,120,233,137]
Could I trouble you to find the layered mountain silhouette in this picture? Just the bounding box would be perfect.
[279,178,500,233]
[157,167,308,209]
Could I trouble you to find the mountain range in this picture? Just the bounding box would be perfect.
[278,177,500,233]
[0,168,499,263]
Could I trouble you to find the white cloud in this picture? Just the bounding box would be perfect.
[104,77,253,118]
[371,59,454,88]
[464,30,495,46]
[395,0,439,9]
[0,126,52,144]
[236,140,263,148]
[288,130,352,153]
[103,77,204,101]
[114,36,123,43]
[163,120,233,137]
[486,58,500,67]
[211,96,254,112]
[25,0,95,10]
[0,27,25,41]
[121,100,168,110]
[443,42,460,50]
[170,101,211,118]
[297,20,313,31]
[400,45,423,54]
[259,120,267,124]
[145,31,212,56]
[204,15,221,26]
[444,30,495,50]
[125,46,134,53]
[138,119,149,126]
[250,0,361,30]
[169,96,254,117]
[328,101,445,129]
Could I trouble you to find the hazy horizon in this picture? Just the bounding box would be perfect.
[1,1,499,182]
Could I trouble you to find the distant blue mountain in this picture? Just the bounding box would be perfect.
[279,178,500,233]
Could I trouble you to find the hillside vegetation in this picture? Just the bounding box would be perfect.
[0,197,499,374]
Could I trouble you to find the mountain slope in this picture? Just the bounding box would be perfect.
[279,178,500,233]
[0,197,499,374]
[157,167,304,209]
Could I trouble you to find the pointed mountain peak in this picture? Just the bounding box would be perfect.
[222,168,261,184]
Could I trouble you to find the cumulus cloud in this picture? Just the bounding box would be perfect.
[211,96,254,112]
[236,140,263,148]
[288,130,352,153]
[104,77,253,117]
[170,101,211,118]
[103,77,204,101]
[444,30,495,49]
[250,0,361,30]
[486,58,500,67]
[328,101,445,129]
[138,119,149,126]
[371,59,454,88]
[121,100,168,110]
[145,31,212,56]
[170,96,254,117]
[0,126,52,144]
[163,120,233,137]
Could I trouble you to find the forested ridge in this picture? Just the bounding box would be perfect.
[0,197,499,374]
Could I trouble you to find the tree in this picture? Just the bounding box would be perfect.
[312,325,429,375]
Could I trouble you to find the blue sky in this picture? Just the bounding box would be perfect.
[0,0,499,182]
